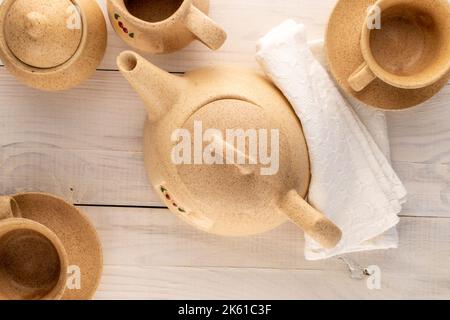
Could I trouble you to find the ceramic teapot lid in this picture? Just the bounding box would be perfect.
[176,99,303,213]
[4,0,82,69]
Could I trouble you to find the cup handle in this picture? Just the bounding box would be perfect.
[184,5,227,50]
[0,196,21,220]
[280,190,342,249]
[348,62,377,92]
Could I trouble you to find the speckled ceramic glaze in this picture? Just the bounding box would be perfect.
[0,194,102,300]
[117,51,342,249]
[0,0,107,91]
[348,0,450,92]
[108,0,227,53]
[326,0,450,110]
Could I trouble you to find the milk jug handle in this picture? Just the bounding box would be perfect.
[184,5,227,51]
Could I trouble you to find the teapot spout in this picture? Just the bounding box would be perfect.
[117,51,186,122]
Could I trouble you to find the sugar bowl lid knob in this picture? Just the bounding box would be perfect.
[4,0,82,69]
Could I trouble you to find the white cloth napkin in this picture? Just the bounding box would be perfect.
[256,20,407,260]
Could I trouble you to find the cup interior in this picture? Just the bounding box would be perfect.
[366,0,450,87]
[0,228,63,300]
[124,0,184,22]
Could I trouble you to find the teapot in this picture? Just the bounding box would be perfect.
[0,0,107,91]
[117,51,342,249]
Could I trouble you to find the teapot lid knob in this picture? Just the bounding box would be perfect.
[3,0,83,69]
[24,11,48,39]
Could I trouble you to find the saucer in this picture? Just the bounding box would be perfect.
[326,0,450,110]
[12,193,102,300]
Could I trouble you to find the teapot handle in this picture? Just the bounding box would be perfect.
[280,190,342,249]
[0,196,22,220]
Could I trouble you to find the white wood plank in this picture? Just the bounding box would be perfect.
[2,67,450,216]
[388,83,450,164]
[82,206,450,299]
[0,68,146,152]
[394,162,450,217]
[95,266,450,300]
[0,147,159,206]
[3,144,450,216]
[85,207,450,273]
[96,0,337,72]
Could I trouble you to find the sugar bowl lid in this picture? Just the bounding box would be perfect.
[0,0,107,91]
[4,0,82,69]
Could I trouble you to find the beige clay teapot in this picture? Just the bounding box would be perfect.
[0,0,107,90]
[117,51,342,249]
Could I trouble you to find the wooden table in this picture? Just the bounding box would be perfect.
[1,0,449,299]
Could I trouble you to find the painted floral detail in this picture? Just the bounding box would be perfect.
[114,13,134,38]
[160,186,187,213]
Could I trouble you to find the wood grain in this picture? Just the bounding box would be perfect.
[394,161,450,217]
[1,67,450,215]
[84,206,450,299]
[0,0,449,300]
[388,83,450,164]
[97,0,337,72]
[0,69,145,152]
[96,266,449,299]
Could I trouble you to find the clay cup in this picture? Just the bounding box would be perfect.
[348,0,450,92]
[0,196,68,300]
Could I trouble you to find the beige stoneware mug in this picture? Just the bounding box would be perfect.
[0,196,68,300]
[348,0,450,92]
[108,0,227,54]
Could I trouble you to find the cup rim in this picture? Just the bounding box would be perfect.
[361,0,450,89]
[0,218,69,300]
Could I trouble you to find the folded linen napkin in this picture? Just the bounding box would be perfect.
[256,20,407,260]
